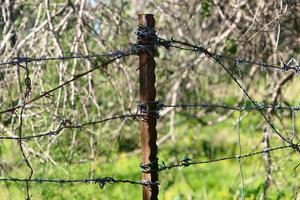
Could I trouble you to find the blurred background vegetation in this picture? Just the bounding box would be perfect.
[0,0,300,199]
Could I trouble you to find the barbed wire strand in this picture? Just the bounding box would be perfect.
[2,102,299,141]
[0,51,130,67]
[157,37,300,73]
[0,113,141,140]
[161,103,300,111]
[0,102,300,140]
[155,145,292,172]
[0,177,158,188]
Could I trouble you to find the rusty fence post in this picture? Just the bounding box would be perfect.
[137,14,159,200]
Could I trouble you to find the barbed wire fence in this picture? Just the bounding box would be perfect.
[0,13,300,200]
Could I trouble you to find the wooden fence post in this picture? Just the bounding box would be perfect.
[138,14,159,200]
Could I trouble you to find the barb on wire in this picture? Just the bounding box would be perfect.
[0,48,134,115]
[0,176,159,188]
[156,37,300,73]
[150,145,293,172]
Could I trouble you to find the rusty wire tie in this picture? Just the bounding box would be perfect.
[137,26,157,43]
[135,26,157,55]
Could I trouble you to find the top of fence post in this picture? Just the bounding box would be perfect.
[138,14,155,27]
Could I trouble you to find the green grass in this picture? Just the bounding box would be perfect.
[1,110,299,199]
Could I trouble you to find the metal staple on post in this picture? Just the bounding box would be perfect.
[138,14,159,200]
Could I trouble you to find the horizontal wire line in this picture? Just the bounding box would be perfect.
[1,102,298,141]
[161,103,300,111]
[157,145,292,172]
[0,51,129,66]
[0,113,141,140]
[0,177,158,187]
